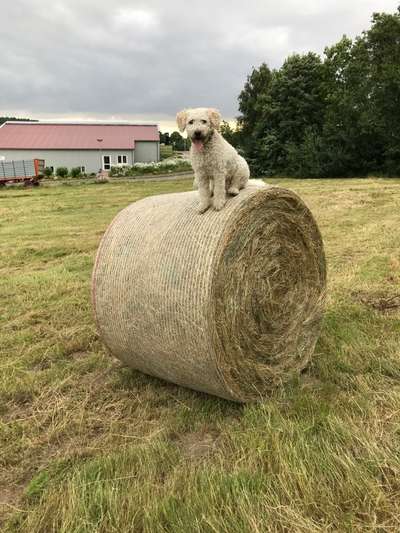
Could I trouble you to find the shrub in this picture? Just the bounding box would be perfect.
[109,160,192,177]
[43,167,53,177]
[122,159,192,177]
[109,166,124,177]
[285,128,324,178]
[70,167,82,178]
[56,167,68,178]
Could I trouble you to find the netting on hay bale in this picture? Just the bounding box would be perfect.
[92,181,326,402]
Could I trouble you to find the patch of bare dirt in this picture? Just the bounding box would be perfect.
[173,427,220,461]
[0,483,25,527]
[353,291,400,313]
[69,351,89,360]
[300,374,323,390]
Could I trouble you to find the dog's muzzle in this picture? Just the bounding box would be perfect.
[192,130,206,152]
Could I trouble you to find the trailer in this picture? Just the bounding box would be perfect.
[0,159,45,187]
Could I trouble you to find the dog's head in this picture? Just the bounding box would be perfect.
[176,107,221,152]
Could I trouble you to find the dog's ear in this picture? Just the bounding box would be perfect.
[208,108,221,130]
[176,110,188,132]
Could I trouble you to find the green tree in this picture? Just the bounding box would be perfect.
[267,53,327,176]
[238,62,272,134]
[238,63,273,172]
[170,131,186,151]
[366,8,400,173]
[220,121,239,147]
[322,33,386,177]
[159,131,171,145]
[160,131,171,146]
[239,53,327,176]
[236,5,400,177]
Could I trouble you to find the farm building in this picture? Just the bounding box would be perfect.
[0,121,160,173]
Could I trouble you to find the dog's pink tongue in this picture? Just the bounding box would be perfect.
[192,139,204,152]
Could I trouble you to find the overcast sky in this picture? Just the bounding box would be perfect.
[1,0,398,131]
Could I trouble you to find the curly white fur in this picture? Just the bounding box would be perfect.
[176,107,250,213]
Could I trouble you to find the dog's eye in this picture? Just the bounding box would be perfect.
[201,120,207,124]
[188,119,194,125]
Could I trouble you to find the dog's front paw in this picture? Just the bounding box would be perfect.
[198,201,211,214]
[227,187,239,196]
[213,197,226,211]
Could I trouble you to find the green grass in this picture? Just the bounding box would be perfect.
[1,177,400,532]
[160,145,174,159]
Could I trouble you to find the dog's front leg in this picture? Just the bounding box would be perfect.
[212,175,226,211]
[197,175,212,213]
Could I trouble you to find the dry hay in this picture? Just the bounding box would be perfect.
[92,181,326,402]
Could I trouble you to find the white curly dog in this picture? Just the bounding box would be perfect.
[176,107,250,213]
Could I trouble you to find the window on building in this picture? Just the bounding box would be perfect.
[117,155,127,165]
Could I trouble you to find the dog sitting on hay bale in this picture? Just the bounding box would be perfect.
[176,107,250,213]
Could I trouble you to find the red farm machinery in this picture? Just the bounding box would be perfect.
[0,158,45,187]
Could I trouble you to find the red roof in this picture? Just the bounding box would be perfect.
[0,122,159,149]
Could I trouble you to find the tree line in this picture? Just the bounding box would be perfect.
[0,117,37,125]
[160,131,190,151]
[160,121,242,152]
[233,6,400,178]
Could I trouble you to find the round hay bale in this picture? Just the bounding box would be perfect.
[92,181,326,402]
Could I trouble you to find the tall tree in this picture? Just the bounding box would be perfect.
[238,54,327,175]
[236,4,400,177]
[237,63,273,172]
[266,52,327,176]
[170,131,186,151]
[321,35,381,176]
[220,120,239,147]
[159,131,170,145]
[366,7,400,173]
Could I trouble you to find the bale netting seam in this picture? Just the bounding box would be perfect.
[92,181,327,402]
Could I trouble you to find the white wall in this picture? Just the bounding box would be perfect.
[134,142,159,163]
[0,144,159,172]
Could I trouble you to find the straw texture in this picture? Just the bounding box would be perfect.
[92,181,326,402]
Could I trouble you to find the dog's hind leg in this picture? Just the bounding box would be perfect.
[229,159,250,194]
[227,172,241,196]
[212,175,226,211]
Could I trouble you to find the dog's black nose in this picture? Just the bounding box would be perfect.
[194,130,202,138]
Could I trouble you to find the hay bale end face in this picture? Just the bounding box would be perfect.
[92,182,326,402]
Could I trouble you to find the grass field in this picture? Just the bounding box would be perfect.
[1,177,400,532]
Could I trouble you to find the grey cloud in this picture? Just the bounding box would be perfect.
[1,0,398,125]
